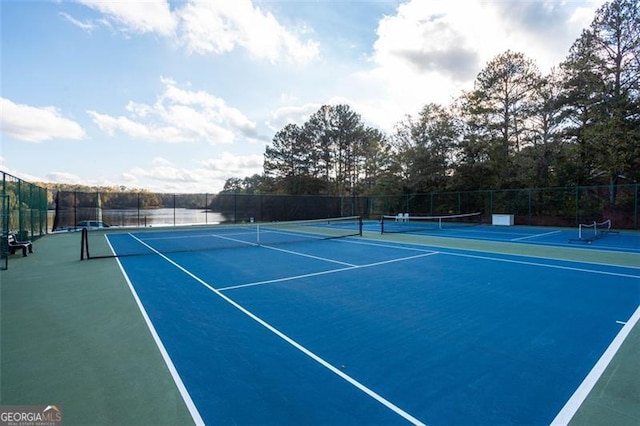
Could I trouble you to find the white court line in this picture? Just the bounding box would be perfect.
[551,305,640,425]
[139,229,256,241]
[261,244,358,267]
[345,237,640,271]
[218,251,439,292]
[218,266,357,291]
[108,236,205,426]
[127,233,427,426]
[510,230,562,241]
[209,233,259,246]
[336,238,436,253]
[439,251,640,279]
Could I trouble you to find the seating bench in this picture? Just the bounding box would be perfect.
[8,234,33,257]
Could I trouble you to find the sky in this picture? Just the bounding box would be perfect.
[1,0,607,193]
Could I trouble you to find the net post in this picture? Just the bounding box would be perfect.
[80,228,88,260]
[256,223,260,245]
[358,216,363,236]
[380,216,385,234]
[84,228,90,259]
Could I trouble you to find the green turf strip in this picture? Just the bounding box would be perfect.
[0,232,194,425]
[364,230,640,268]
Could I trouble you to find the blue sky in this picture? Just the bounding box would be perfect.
[1,0,606,193]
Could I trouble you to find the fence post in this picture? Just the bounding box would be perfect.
[137,192,141,227]
[575,186,579,225]
[489,190,493,216]
[635,183,638,230]
[528,189,532,225]
[74,191,78,230]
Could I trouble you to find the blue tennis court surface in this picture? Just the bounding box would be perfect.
[107,227,639,425]
[367,220,640,253]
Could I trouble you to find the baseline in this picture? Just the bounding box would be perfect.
[552,305,640,424]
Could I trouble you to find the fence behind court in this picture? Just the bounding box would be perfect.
[1,171,49,269]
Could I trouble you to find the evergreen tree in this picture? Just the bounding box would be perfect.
[393,103,460,192]
[457,51,542,188]
[561,0,640,189]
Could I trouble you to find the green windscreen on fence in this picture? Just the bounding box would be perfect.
[52,184,638,231]
[1,171,48,269]
[369,185,638,230]
[1,194,8,270]
[1,172,48,239]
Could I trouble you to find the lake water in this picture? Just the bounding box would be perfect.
[51,208,227,229]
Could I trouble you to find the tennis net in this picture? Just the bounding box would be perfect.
[569,219,617,243]
[380,212,483,234]
[80,216,362,259]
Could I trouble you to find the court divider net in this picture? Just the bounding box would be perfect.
[380,212,483,234]
[568,218,619,243]
[80,216,362,260]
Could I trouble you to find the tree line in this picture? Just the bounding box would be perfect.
[223,0,639,199]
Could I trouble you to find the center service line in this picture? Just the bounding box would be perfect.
[128,234,427,426]
[218,251,439,292]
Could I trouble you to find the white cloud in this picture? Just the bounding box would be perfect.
[46,171,84,184]
[75,0,319,64]
[266,102,322,132]
[0,157,42,182]
[344,0,607,130]
[152,157,173,167]
[175,1,319,63]
[121,152,264,193]
[87,78,257,144]
[77,0,176,36]
[0,97,86,142]
[129,164,200,183]
[199,152,263,176]
[374,4,480,82]
[59,11,95,32]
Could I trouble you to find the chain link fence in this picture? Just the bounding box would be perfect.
[3,171,634,270]
[368,184,638,229]
[1,172,49,269]
[52,184,638,232]
[52,191,356,230]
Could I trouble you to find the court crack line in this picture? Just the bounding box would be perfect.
[127,233,427,426]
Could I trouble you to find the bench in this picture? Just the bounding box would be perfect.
[8,234,33,256]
